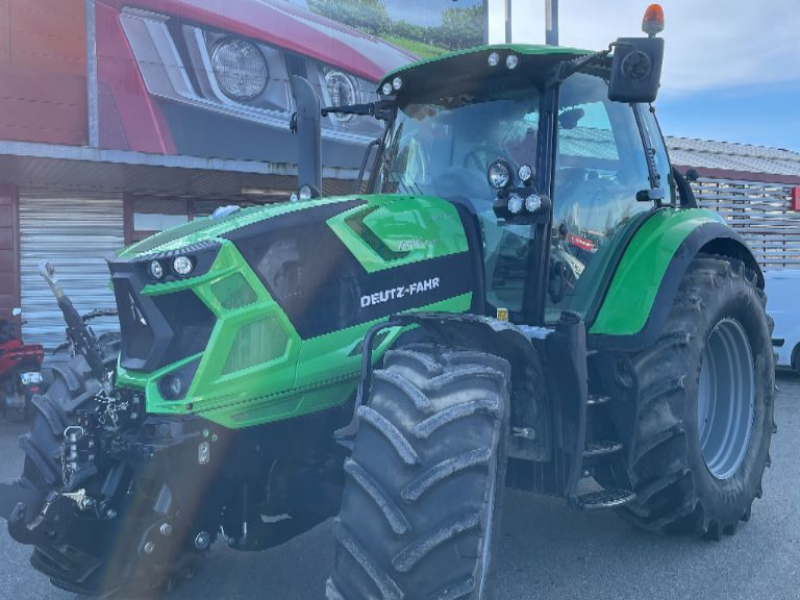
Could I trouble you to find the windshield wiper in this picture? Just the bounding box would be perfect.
[547,49,611,89]
[322,99,396,121]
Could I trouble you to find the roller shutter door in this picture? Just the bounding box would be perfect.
[19,191,123,350]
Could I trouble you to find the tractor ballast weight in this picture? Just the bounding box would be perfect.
[2,6,777,598]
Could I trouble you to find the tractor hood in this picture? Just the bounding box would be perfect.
[119,197,363,259]
[110,194,477,426]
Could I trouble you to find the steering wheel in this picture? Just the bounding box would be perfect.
[548,259,577,305]
[434,167,490,200]
[463,146,518,174]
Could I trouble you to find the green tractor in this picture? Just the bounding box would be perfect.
[1,8,775,599]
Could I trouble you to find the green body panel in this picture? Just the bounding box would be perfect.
[379,44,588,87]
[116,194,473,429]
[327,196,469,273]
[119,196,364,258]
[589,208,727,336]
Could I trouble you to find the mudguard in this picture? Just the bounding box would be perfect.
[589,208,763,351]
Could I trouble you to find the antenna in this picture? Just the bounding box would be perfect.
[546,0,559,46]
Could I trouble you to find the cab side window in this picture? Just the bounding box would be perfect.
[545,73,653,322]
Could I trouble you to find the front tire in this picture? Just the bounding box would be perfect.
[615,255,774,538]
[15,335,197,595]
[328,345,510,600]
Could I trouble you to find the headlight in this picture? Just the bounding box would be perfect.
[211,38,268,101]
[149,260,164,280]
[324,70,358,123]
[172,256,194,276]
[488,160,512,189]
[297,184,320,202]
[159,374,183,400]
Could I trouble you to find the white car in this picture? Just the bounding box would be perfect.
[765,270,800,372]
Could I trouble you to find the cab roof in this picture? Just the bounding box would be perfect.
[378,44,590,93]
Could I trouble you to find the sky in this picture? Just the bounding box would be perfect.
[487,0,800,151]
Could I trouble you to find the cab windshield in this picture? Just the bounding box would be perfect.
[373,86,541,201]
[372,86,543,313]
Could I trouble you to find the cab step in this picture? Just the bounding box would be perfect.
[576,488,636,510]
[583,440,623,460]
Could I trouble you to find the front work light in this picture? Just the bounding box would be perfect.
[488,52,500,67]
[525,194,543,213]
[642,4,665,37]
[507,194,524,215]
[488,160,511,189]
[211,38,268,101]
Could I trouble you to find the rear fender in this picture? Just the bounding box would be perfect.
[589,209,763,352]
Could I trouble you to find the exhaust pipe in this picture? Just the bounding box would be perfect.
[290,75,322,194]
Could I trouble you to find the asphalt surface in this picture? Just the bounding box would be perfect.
[1,375,799,600]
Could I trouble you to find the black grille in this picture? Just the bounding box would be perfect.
[114,279,154,362]
[110,262,215,373]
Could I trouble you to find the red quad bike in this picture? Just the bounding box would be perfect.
[0,309,44,420]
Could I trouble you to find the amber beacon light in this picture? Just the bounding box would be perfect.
[642,4,665,37]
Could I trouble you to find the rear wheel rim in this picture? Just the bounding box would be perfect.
[697,318,755,480]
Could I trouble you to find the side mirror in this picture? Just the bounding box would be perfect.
[608,37,664,103]
[11,308,21,317]
[686,168,700,183]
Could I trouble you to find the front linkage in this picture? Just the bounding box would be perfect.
[1,263,349,595]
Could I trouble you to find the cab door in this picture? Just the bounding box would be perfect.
[544,73,671,324]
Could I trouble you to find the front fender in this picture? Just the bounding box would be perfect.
[589,208,763,351]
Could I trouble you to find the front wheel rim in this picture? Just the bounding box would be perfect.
[697,318,756,480]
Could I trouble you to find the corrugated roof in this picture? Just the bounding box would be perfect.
[666,136,800,178]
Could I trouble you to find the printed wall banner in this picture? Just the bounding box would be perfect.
[0,0,88,146]
[0,0,487,171]
[95,0,488,167]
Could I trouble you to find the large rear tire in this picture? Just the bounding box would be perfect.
[328,344,510,600]
[613,255,774,538]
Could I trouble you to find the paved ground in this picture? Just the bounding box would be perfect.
[1,375,799,600]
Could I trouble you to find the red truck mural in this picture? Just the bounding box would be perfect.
[0,0,485,166]
[98,0,417,165]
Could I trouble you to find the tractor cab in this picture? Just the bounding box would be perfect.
[304,24,669,329]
